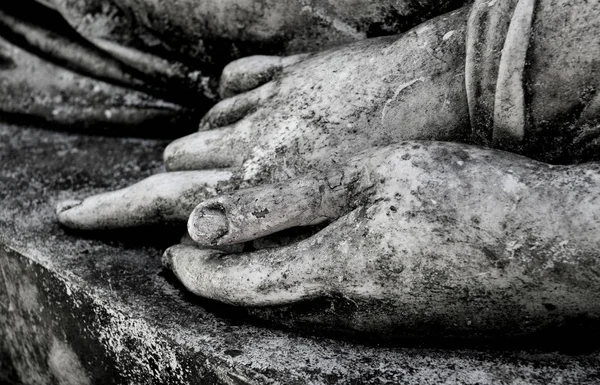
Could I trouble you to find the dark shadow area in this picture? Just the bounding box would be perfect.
[0,0,214,108]
[60,223,187,250]
[162,265,600,353]
[0,110,201,139]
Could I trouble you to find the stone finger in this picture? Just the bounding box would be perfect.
[164,119,253,171]
[163,243,326,306]
[57,170,233,230]
[199,82,276,130]
[187,168,364,246]
[218,54,309,99]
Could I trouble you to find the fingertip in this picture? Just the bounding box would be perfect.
[56,197,109,230]
[55,199,84,228]
[163,244,221,270]
[203,82,276,130]
[219,55,283,99]
[188,204,229,246]
[161,246,175,270]
[162,245,201,271]
[162,244,226,299]
[163,128,239,171]
[162,244,194,274]
[163,135,190,171]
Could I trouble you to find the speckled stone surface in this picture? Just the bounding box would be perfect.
[1,123,600,384]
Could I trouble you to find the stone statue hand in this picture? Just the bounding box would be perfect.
[165,141,600,337]
[56,8,471,229]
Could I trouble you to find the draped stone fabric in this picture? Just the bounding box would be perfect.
[465,0,534,148]
[466,0,600,162]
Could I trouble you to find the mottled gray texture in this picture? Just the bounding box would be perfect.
[2,124,600,384]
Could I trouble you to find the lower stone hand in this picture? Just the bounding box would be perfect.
[166,142,600,337]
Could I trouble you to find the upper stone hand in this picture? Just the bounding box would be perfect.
[56,9,471,230]
[190,8,470,180]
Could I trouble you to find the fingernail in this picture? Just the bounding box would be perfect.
[188,206,229,246]
[56,199,82,215]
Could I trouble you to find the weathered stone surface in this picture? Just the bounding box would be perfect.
[1,123,600,384]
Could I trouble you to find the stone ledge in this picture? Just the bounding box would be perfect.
[1,124,599,384]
